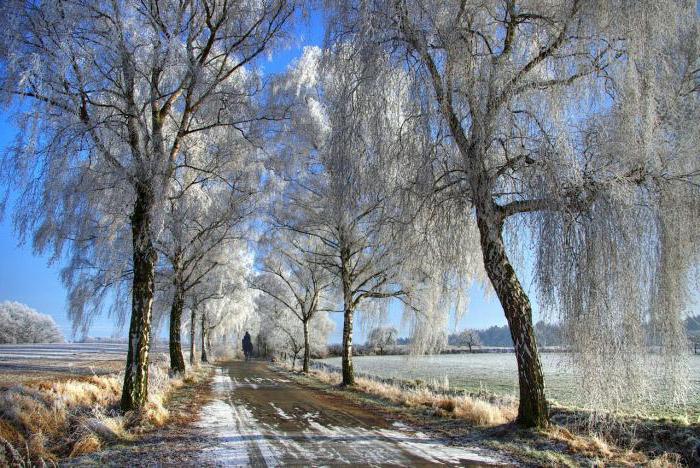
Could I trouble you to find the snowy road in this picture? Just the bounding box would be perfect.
[194,361,509,467]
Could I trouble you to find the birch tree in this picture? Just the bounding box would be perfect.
[272,46,425,385]
[157,143,256,374]
[366,326,398,355]
[327,0,700,426]
[0,0,294,411]
[252,235,334,372]
[256,296,334,369]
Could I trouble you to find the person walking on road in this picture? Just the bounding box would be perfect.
[242,331,253,361]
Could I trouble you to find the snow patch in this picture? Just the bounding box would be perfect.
[377,428,503,465]
[195,369,280,466]
[269,402,293,420]
[196,368,507,466]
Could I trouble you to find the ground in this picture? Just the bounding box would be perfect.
[2,345,695,466]
[0,343,173,387]
[68,361,509,466]
[0,343,129,386]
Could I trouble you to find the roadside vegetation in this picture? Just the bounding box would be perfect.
[282,363,699,466]
[307,365,516,427]
[0,355,212,466]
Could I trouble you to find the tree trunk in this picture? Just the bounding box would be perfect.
[189,307,197,365]
[121,185,157,412]
[302,319,310,373]
[341,305,355,386]
[340,250,356,386]
[476,206,548,428]
[169,281,186,374]
[201,313,208,363]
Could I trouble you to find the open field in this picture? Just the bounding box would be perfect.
[318,353,700,418]
[0,343,168,387]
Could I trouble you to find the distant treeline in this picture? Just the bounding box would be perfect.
[395,315,700,348]
[395,321,562,348]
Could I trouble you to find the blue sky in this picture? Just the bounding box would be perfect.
[0,8,509,344]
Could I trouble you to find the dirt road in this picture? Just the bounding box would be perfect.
[193,361,508,467]
[68,360,509,466]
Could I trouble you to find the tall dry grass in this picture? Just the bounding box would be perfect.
[307,367,517,426]
[0,354,199,465]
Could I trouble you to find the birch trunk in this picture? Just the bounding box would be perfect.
[189,308,196,365]
[340,250,355,385]
[169,281,186,374]
[476,204,548,427]
[341,304,355,385]
[120,186,157,412]
[201,313,208,363]
[302,319,310,373]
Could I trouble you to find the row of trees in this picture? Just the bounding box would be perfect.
[1,0,697,428]
[450,323,563,349]
[317,0,699,426]
[0,0,293,411]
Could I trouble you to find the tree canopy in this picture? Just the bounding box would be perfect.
[0,0,697,427]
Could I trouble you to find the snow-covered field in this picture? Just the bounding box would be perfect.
[0,342,168,360]
[318,353,700,416]
[0,343,128,360]
[0,342,167,384]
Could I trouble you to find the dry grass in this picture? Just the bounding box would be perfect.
[646,453,684,467]
[302,366,693,466]
[542,425,691,467]
[0,355,204,465]
[69,433,102,458]
[308,367,516,427]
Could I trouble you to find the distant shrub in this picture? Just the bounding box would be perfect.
[0,301,64,344]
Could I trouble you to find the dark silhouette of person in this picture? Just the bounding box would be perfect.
[242,331,253,361]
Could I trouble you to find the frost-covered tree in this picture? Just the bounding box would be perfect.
[256,297,334,370]
[156,143,257,374]
[452,329,481,353]
[252,234,334,373]
[0,302,64,344]
[327,0,700,426]
[0,0,295,411]
[271,45,434,386]
[366,326,398,355]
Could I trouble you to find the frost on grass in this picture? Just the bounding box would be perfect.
[309,367,516,427]
[0,353,188,464]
